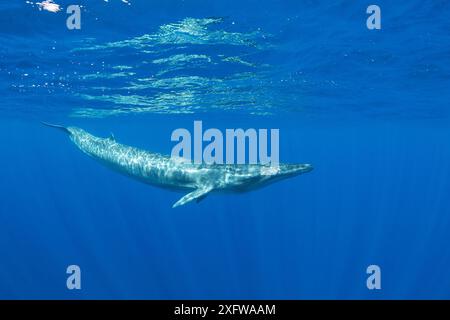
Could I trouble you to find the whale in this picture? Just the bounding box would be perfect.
[43,123,313,208]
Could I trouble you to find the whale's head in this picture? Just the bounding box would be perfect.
[260,163,313,183]
[277,163,313,178]
[236,163,313,191]
[263,163,313,188]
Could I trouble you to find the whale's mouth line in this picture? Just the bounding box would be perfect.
[283,164,314,175]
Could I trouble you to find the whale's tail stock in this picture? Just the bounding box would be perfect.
[41,122,70,134]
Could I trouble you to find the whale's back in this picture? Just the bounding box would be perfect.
[67,127,195,190]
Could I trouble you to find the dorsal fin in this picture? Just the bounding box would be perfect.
[109,132,115,141]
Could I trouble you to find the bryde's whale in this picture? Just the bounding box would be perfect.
[43,123,313,208]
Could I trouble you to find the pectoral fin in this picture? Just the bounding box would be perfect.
[172,186,213,208]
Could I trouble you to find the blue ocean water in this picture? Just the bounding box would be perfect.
[1,0,449,299]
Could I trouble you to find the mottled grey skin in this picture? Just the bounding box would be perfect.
[46,124,313,208]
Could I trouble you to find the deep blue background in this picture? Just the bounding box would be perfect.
[0,0,449,299]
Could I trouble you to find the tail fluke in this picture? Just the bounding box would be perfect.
[41,122,70,134]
